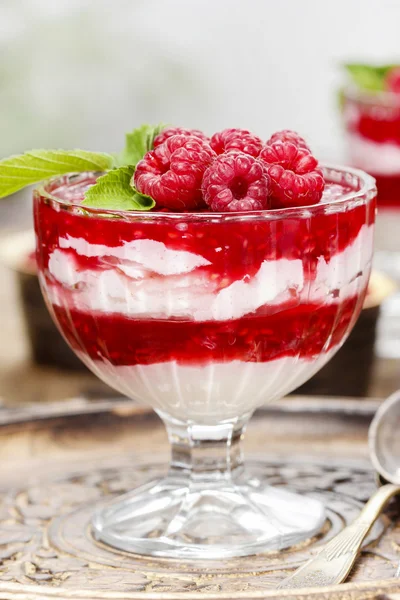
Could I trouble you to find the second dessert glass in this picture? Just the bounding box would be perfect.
[342,86,400,356]
[34,165,376,559]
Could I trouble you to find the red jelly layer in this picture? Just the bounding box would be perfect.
[368,172,400,208]
[345,98,400,144]
[51,294,364,366]
[354,112,400,144]
[35,195,375,286]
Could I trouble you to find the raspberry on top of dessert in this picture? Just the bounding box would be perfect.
[133,126,326,213]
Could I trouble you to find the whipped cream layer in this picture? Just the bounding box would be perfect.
[46,225,373,321]
[80,351,336,424]
[346,131,400,175]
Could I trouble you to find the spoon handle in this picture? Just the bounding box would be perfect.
[278,483,400,589]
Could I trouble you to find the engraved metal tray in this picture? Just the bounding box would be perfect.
[1,396,400,600]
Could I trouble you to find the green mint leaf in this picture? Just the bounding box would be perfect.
[116,123,167,167]
[0,149,114,199]
[344,63,398,92]
[82,165,155,211]
[344,64,384,91]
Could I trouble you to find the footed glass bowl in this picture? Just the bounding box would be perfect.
[34,165,376,559]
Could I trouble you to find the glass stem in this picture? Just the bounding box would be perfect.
[162,414,250,483]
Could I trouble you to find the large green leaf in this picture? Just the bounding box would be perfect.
[0,149,114,198]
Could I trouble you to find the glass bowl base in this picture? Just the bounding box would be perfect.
[92,467,326,559]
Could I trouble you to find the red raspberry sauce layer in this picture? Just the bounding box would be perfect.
[367,173,400,208]
[51,295,363,366]
[35,188,374,284]
[345,97,400,145]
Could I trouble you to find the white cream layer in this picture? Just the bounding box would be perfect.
[46,225,373,321]
[78,351,336,424]
[346,131,400,175]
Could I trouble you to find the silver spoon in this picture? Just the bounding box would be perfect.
[278,389,400,590]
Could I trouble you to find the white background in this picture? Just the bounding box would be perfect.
[0,0,400,162]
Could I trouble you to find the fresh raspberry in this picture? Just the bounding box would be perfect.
[153,127,208,148]
[134,135,215,210]
[385,67,400,93]
[201,152,270,212]
[259,142,324,208]
[266,130,310,151]
[210,128,263,157]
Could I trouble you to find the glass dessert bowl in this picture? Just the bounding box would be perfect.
[33,165,376,559]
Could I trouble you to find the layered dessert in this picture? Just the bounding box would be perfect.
[33,126,376,424]
[0,123,373,558]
